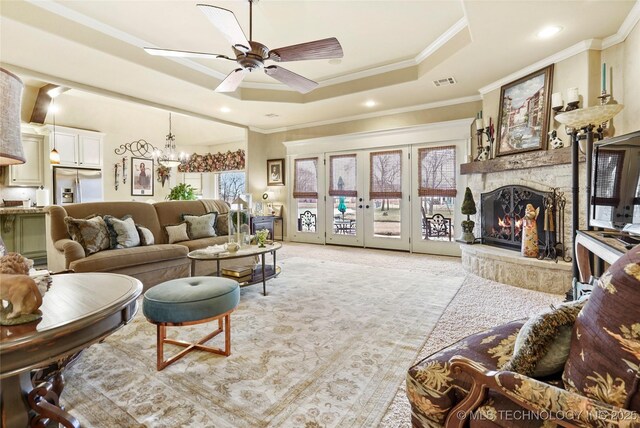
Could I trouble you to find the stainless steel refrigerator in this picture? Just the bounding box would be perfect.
[53,167,103,205]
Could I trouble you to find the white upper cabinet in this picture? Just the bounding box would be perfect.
[8,134,44,186]
[48,126,104,168]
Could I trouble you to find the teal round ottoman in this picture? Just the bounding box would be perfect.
[142,276,240,370]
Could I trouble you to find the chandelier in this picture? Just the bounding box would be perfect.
[154,113,187,168]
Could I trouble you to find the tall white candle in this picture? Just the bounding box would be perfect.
[475,118,484,130]
[567,87,579,103]
[551,92,563,108]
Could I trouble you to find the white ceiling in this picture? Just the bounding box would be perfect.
[0,0,637,135]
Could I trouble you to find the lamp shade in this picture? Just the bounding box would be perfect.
[555,104,624,129]
[0,68,25,165]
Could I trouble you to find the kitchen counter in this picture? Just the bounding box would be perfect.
[0,207,46,214]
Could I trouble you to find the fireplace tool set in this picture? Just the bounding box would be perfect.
[538,188,571,263]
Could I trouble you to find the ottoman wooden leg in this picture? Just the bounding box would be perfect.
[154,309,234,371]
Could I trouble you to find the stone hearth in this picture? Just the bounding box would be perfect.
[460,244,571,294]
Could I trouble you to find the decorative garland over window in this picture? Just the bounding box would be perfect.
[178,149,245,173]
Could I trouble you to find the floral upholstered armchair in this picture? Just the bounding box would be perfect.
[406,246,640,427]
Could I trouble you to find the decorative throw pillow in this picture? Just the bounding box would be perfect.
[64,215,111,256]
[215,212,230,236]
[103,215,140,249]
[136,225,155,246]
[182,212,217,239]
[562,246,640,409]
[164,222,189,244]
[503,298,587,377]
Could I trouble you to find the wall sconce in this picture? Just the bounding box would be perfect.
[122,156,127,184]
[474,113,494,161]
[114,163,120,191]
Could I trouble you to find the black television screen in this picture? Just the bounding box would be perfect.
[591,130,640,235]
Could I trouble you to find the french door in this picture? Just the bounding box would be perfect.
[324,147,410,251]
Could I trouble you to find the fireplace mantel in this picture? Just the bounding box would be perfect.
[460,147,585,175]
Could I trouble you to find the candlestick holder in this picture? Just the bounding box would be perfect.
[552,100,580,116]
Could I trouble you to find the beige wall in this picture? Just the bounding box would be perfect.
[602,20,640,134]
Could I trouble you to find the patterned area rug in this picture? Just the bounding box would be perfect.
[61,256,464,427]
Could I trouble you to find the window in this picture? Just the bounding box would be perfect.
[217,171,245,204]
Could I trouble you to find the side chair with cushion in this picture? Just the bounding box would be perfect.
[406,245,640,427]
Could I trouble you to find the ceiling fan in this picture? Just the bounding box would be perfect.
[144,1,343,94]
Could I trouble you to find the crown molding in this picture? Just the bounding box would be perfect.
[479,1,639,96]
[249,95,481,134]
[26,0,468,93]
[478,39,600,95]
[602,0,640,49]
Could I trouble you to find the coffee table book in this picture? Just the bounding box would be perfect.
[221,266,254,277]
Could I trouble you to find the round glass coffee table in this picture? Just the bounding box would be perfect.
[188,242,282,296]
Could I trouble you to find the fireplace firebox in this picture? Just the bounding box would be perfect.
[481,185,551,251]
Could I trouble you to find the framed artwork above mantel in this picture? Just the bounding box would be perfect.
[496,65,554,157]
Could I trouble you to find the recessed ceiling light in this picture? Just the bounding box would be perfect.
[328,59,342,65]
[364,100,376,108]
[265,113,280,118]
[537,25,562,39]
[220,107,231,113]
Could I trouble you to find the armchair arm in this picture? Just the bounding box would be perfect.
[53,239,85,268]
[446,356,639,428]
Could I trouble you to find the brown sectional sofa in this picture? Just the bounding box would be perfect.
[45,199,249,290]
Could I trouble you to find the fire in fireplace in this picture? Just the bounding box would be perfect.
[481,185,551,251]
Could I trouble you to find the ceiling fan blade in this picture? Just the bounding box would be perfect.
[144,47,232,61]
[215,69,247,92]
[264,66,318,94]
[197,4,250,50]
[269,37,343,62]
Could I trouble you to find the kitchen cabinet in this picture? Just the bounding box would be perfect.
[0,210,47,265]
[7,133,44,186]
[49,125,104,168]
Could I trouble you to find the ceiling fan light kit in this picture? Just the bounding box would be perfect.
[145,1,343,94]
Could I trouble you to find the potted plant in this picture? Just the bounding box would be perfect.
[166,183,197,200]
[460,187,477,244]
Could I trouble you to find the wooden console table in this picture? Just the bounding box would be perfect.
[574,230,633,282]
[0,273,142,428]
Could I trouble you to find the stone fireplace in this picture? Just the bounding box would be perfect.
[480,185,551,252]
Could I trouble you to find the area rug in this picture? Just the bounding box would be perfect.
[61,256,464,427]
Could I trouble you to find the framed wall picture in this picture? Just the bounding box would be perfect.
[131,157,154,196]
[267,158,285,186]
[496,65,554,156]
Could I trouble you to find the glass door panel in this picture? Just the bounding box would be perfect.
[364,148,410,250]
[325,152,363,246]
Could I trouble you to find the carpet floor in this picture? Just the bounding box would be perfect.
[60,244,486,427]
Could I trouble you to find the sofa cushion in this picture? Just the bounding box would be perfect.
[562,246,640,410]
[504,298,587,377]
[69,244,188,272]
[136,225,155,246]
[164,222,189,244]
[178,236,230,251]
[104,215,140,249]
[64,215,111,255]
[183,212,217,239]
[216,212,230,236]
[154,200,206,242]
